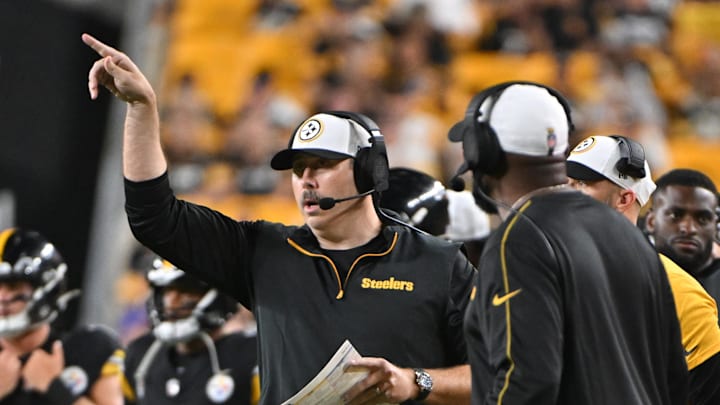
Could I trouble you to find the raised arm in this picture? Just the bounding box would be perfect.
[82,33,166,181]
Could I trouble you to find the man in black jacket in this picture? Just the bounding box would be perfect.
[82,34,476,405]
[449,81,688,404]
[567,135,720,405]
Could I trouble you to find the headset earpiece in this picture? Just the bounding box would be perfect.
[367,135,389,192]
[610,135,646,178]
[459,84,505,176]
[353,148,375,193]
[324,110,389,194]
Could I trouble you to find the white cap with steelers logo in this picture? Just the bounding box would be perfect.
[270,113,373,170]
[567,135,656,207]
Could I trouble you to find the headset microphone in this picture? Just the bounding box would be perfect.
[318,189,375,210]
[316,188,431,235]
[450,176,466,192]
[450,162,468,192]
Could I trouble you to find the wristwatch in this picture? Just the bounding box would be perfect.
[413,368,433,401]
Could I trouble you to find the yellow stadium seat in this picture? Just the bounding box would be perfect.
[666,136,720,186]
[563,50,601,103]
[450,51,559,92]
[673,2,720,44]
[671,2,720,71]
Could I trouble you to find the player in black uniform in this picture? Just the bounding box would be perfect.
[381,167,452,237]
[0,228,124,405]
[381,167,491,266]
[645,169,720,308]
[83,34,476,405]
[449,82,688,404]
[123,257,258,405]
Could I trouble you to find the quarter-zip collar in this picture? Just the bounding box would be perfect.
[286,225,399,299]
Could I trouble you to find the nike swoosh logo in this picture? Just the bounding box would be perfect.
[492,289,522,306]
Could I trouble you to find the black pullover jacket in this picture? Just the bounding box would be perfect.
[125,173,476,405]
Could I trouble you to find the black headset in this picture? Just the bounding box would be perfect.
[323,110,390,194]
[322,111,436,234]
[609,135,646,178]
[449,82,574,264]
[456,81,575,177]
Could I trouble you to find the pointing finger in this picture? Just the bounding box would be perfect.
[81,33,118,58]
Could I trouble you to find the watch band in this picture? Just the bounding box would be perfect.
[413,368,433,401]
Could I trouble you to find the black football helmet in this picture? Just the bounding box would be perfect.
[380,167,450,236]
[146,257,238,344]
[0,228,78,337]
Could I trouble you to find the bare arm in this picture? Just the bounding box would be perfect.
[82,33,166,181]
[344,358,470,405]
[421,365,471,405]
[72,374,124,405]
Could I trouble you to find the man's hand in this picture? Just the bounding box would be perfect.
[82,33,155,105]
[82,32,166,181]
[342,357,417,405]
[0,347,22,398]
[22,340,64,393]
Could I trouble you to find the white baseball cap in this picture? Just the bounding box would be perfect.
[448,83,570,157]
[271,113,372,170]
[566,135,656,206]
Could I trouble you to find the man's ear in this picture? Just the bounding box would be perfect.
[645,209,656,233]
[616,189,636,213]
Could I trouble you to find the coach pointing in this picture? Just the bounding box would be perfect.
[83,33,476,405]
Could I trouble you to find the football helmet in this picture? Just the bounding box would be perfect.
[0,228,78,337]
[381,167,450,236]
[146,257,238,344]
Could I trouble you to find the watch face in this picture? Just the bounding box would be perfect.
[415,369,433,390]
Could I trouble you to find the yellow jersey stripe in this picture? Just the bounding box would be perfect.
[497,201,532,404]
[121,373,136,402]
[100,349,125,376]
[250,366,260,405]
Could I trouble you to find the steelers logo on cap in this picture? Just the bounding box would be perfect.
[571,137,596,154]
[297,119,323,142]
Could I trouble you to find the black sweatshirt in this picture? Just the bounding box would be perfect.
[464,189,688,404]
[125,173,476,405]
